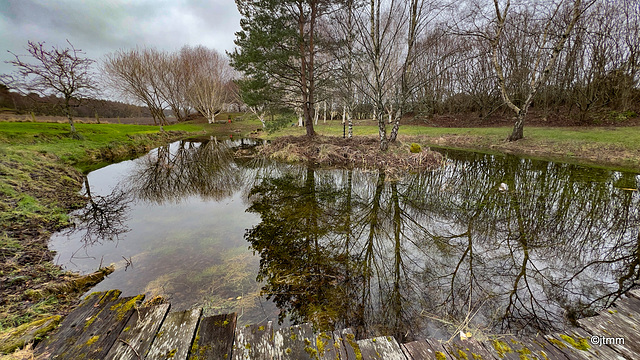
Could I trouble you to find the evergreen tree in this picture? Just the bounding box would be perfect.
[230,0,325,137]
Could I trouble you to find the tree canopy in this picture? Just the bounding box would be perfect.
[230,0,325,137]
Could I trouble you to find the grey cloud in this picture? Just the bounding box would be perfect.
[0,0,240,75]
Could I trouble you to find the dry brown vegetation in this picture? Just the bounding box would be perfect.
[257,135,444,176]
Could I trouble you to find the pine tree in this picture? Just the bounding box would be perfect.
[230,0,325,137]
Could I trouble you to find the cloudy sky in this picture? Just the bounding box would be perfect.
[0,0,241,75]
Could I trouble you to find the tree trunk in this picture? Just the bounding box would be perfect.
[508,110,527,141]
[378,120,388,151]
[64,97,76,133]
[389,113,400,142]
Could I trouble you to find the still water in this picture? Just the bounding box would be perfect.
[49,139,640,341]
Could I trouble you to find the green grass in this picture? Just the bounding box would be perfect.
[0,122,204,163]
[269,120,640,149]
[265,120,640,171]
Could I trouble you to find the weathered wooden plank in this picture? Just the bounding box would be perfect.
[423,339,454,360]
[442,338,498,360]
[546,328,627,360]
[626,289,640,301]
[610,296,640,321]
[36,290,121,358]
[232,322,275,360]
[482,335,571,360]
[578,309,640,358]
[315,330,340,360]
[571,328,627,360]
[66,294,144,359]
[332,328,360,360]
[402,340,449,360]
[188,313,237,360]
[331,330,349,360]
[145,308,202,360]
[273,323,317,359]
[104,303,171,360]
[55,294,144,360]
[357,336,407,360]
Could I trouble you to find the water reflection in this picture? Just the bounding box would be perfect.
[52,142,640,340]
[67,177,132,246]
[127,138,245,204]
[244,150,640,340]
[50,139,270,325]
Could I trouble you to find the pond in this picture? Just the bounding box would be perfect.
[49,139,640,342]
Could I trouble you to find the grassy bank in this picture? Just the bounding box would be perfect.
[265,121,640,172]
[0,121,216,351]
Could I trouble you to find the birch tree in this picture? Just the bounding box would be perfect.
[182,46,233,124]
[489,0,592,141]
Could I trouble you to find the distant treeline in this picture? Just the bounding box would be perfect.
[0,84,153,118]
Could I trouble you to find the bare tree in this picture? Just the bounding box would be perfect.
[103,47,169,128]
[488,0,592,141]
[156,51,191,122]
[1,41,97,134]
[182,46,233,123]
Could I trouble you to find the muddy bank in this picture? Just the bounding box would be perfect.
[256,135,444,176]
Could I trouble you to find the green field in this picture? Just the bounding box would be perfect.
[266,120,640,171]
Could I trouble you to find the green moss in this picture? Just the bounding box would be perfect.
[316,333,330,355]
[245,343,251,349]
[86,335,100,346]
[345,333,362,360]
[166,348,177,358]
[547,338,567,349]
[258,325,265,331]
[123,326,131,332]
[84,308,105,329]
[410,143,422,153]
[436,352,447,360]
[492,340,513,357]
[457,349,469,359]
[191,334,200,354]
[99,289,121,304]
[0,315,61,353]
[110,294,144,320]
[559,334,590,351]
[286,348,292,354]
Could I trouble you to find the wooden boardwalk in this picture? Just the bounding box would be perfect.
[34,289,640,359]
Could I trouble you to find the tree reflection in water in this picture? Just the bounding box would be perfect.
[245,150,640,341]
[127,138,245,204]
[68,176,132,247]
